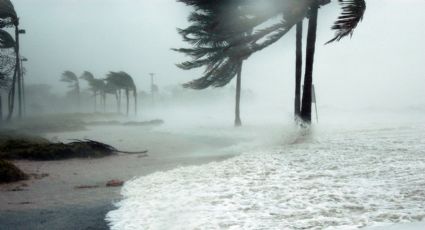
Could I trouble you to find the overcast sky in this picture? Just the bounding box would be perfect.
[13,0,425,111]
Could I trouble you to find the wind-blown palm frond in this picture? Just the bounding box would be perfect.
[80,71,106,93]
[0,0,17,24]
[327,0,366,44]
[0,28,14,48]
[182,57,240,89]
[80,71,95,81]
[106,71,136,91]
[61,71,78,83]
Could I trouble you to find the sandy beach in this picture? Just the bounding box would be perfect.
[0,123,245,229]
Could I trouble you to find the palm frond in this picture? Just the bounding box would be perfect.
[80,71,94,81]
[326,0,366,44]
[61,71,78,83]
[0,28,14,48]
[0,0,17,24]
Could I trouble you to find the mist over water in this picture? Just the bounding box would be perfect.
[1,0,424,229]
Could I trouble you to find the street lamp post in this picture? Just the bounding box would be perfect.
[149,73,155,105]
[21,57,28,116]
[16,28,25,118]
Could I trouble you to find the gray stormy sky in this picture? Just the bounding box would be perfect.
[13,0,425,111]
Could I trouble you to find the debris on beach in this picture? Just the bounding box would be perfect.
[29,173,50,180]
[0,159,28,184]
[0,138,147,161]
[123,119,164,126]
[106,179,124,187]
[86,119,164,127]
[0,138,116,160]
[75,184,100,189]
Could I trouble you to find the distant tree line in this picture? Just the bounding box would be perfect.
[60,71,137,116]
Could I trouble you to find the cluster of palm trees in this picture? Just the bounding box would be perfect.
[60,71,137,115]
[0,0,25,121]
[175,0,366,127]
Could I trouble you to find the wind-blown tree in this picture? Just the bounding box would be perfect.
[60,71,80,108]
[300,0,366,122]
[1,0,22,120]
[80,71,106,112]
[0,53,14,121]
[0,31,15,121]
[294,21,303,120]
[176,0,366,124]
[174,0,252,127]
[103,80,121,113]
[105,71,137,116]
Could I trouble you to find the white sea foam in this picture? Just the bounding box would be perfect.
[107,122,425,230]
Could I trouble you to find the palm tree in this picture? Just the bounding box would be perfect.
[60,71,80,108]
[174,0,250,127]
[80,71,107,112]
[294,21,303,120]
[0,25,15,122]
[1,0,21,121]
[105,71,137,116]
[300,0,366,123]
[103,80,121,113]
[177,0,367,125]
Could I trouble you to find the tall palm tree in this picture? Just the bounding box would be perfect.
[60,71,80,108]
[104,80,121,113]
[300,0,366,123]
[80,71,106,112]
[0,22,15,122]
[105,71,137,116]
[294,21,303,120]
[177,0,367,125]
[1,0,21,121]
[175,0,250,127]
[300,2,319,123]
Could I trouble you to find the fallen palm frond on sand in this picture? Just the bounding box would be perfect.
[0,133,147,183]
[0,138,147,161]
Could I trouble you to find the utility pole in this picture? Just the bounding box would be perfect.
[149,73,155,105]
[17,28,25,119]
[21,57,28,116]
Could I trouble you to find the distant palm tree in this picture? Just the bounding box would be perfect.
[80,71,106,112]
[61,71,80,108]
[103,80,121,113]
[106,71,137,116]
[0,0,21,120]
[0,25,15,122]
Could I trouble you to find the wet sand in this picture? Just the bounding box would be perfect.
[0,125,242,229]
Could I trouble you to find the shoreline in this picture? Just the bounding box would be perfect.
[0,124,243,229]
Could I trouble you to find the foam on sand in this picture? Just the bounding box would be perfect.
[107,122,425,229]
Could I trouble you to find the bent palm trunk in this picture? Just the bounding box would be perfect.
[102,92,106,113]
[134,90,137,115]
[295,21,303,120]
[300,4,319,124]
[125,89,129,116]
[234,61,242,127]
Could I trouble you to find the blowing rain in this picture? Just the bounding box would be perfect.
[1,0,425,229]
